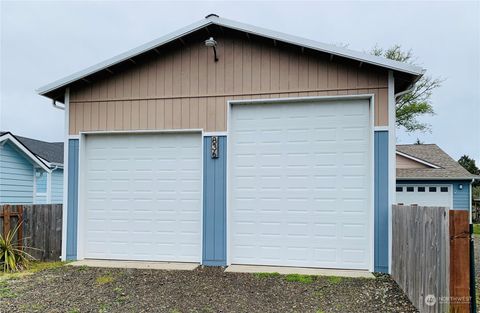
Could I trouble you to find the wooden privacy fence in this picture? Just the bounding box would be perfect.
[0,204,62,261]
[392,205,471,313]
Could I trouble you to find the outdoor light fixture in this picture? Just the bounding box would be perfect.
[211,136,219,158]
[205,37,219,62]
[459,184,463,190]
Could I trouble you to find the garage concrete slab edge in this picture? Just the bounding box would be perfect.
[225,265,375,278]
[68,260,200,271]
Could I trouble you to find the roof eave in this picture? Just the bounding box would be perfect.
[396,177,478,181]
[37,15,425,101]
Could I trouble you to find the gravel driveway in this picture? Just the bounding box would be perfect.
[0,265,416,313]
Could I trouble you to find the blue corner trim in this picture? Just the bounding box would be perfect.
[202,136,227,266]
[374,131,389,273]
[66,139,79,260]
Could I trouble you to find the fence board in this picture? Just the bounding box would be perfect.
[392,205,449,313]
[0,204,62,261]
[449,210,470,313]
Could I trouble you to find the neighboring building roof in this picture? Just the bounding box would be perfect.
[0,131,63,166]
[37,14,424,102]
[396,144,478,180]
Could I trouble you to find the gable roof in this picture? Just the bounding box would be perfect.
[396,144,478,180]
[37,14,424,102]
[0,132,63,168]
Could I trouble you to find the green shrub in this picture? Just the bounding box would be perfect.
[0,223,34,272]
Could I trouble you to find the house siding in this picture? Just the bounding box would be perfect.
[374,131,389,273]
[51,169,64,204]
[35,169,47,204]
[66,139,79,260]
[69,36,389,134]
[0,141,34,204]
[396,180,472,210]
[202,136,227,266]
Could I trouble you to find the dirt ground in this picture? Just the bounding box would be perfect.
[0,265,417,313]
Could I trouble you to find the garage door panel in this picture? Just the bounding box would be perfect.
[230,100,371,270]
[83,133,201,262]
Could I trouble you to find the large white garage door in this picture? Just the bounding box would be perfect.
[230,100,372,270]
[83,132,202,262]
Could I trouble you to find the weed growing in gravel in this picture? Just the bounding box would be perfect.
[253,272,281,279]
[96,274,114,284]
[68,309,80,313]
[170,309,182,313]
[98,303,110,313]
[285,274,315,284]
[327,276,343,284]
[0,281,16,298]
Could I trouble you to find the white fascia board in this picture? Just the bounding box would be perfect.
[0,133,51,173]
[396,177,476,181]
[37,16,424,98]
[36,19,213,96]
[395,151,441,169]
[38,156,64,169]
[214,16,425,76]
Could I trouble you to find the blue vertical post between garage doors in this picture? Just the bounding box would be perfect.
[202,136,227,266]
[66,139,79,260]
[374,131,389,273]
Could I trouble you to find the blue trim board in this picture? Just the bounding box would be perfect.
[66,139,79,260]
[374,131,389,273]
[396,179,472,211]
[202,136,227,266]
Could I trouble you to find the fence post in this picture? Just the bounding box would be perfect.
[17,205,24,250]
[3,204,11,238]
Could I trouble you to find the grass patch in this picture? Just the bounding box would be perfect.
[0,281,16,299]
[95,274,114,285]
[327,276,343,284]
[473,224,480,235]
[253,272,281,279]
[285,274,315,284]
[0,261,65,281]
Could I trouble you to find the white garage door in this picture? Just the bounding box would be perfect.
[83,132,202,262]
[230,100,372,270]
[396,185,452,208]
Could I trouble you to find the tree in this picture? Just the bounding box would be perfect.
[458,155,479,175]
[370,45,443,133]
[414,138,423,145]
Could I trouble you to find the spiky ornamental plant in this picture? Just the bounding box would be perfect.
[0,223,34,272]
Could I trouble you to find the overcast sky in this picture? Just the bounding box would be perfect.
[1,1,479,162]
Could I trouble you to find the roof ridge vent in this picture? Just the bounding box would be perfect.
[205,14,219,19]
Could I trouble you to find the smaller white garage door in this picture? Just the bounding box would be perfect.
[82,132,202,262]
[396,185,452,208]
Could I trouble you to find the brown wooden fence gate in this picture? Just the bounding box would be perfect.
[392,205,472,313]
[0,204,62,261]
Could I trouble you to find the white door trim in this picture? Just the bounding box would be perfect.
[76,129,203,261]
[226,94,375,272]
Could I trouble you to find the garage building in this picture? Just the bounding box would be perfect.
[38,15,424,273]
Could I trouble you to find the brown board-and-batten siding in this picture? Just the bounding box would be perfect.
[69,36,389,134]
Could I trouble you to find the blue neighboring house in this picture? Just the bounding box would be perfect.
[396,144,478,212]
[0,131,63,204]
